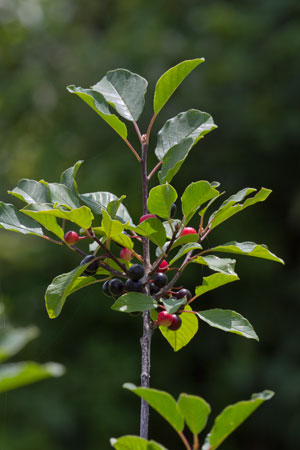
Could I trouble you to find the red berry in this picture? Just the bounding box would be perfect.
[180,227,198,237]
[158,260,169,273]
[64,231,79,245]
[139,214,157,223]
[169,315,182,331]
[157,311,173,327]
[120,248,133,261]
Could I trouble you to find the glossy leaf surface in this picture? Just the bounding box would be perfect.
[93,69,148,121]
[8,179,49,204]
[133,218,166,248]
[124,383,184,432]
[154,59,204,114]
[181,181,219,223]
[79,191,133,225]
[155,110,216,161]
[111,293,158,313]
[0,202,43,236]
[169,243,202,265]
[197,309,259,341]
[159,305,198,351]
[60,160,83,195]
[193,255,237,276]
[67,86,128,140]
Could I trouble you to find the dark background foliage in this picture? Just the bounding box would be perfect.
[0,0,299,448]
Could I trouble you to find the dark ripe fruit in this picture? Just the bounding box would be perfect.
[64,231,79,245]
[150,283,160,295]
[80,255,100,275]
[125,279,143,292]
[128,264,144,281]
[108,278,124,296]
[170,203,177,218]
[139,214,157,223]
[180,227,198,236]
[153,272,168,288]
[175,288,192,301]
[102,280,111,297]
[157,260,168,273]
[120,247,133,261]
[169,314,182,331]
[157,311,173,327]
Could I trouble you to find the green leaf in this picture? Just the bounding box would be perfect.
[170,233,199,249]
[161,298,187,314]
[160,305,198,351]
[147,184,177,219]
[79,191,133,225]
[110,435,168,450]
[178,393,211,435]
[124,383,184,432]
[197,309,259,341]
[21,207,64,239]
[209,241,284,264]
[155,110,217,161]
[195,273,239,298]
[67,86,128,140]
[111,232,134,250]
[41,182,81,209]
[0,362,65,393]
[169,243,202,265]
[102,209,125,238]
[0,326,39,363]
[111,293,158,313]
[133,218,166,248]
[181,181,219,224]
[209,188,271,230]
[22,203,94,230]
[193,255,237,276]
[107,195,127,220]
[202,391,274,450]
[154,59,205,114]
[0,202,43,236]
[162,219,181,239]
[92,69,148,121]
[60,160,83,195]
[8,179,49,204]
[45,265,97,318]
[158,138,194,184]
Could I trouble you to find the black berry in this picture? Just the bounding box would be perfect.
[128,264,144,281]
[102,280,111,297]
[169,314,182,331]
[153,272,168,288]
[108,278,124,296]
[170,203,177,218]
[150,283,160,295]
[125,279,143,292]
[80,254,100,275]
[175,288,192,301]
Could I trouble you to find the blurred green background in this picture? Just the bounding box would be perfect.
[0,0,299,448]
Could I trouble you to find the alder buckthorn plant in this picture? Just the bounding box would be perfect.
[0,59,284,449]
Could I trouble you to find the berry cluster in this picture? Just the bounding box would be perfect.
[102,264,145,298]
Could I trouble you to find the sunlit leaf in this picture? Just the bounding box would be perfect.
[41,182,81,209]
[110,435,168,450]
[169,243,202,265]
[147,184,177,219]
[181,181,219,224]
[154,59,205,114]
[193,255,237,276]
[159,305,198,351]
[60,160,84,195]
[133,218,166,248]
[195,273,239,298]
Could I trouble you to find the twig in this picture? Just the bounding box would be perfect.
[147,161,162,180]
[133,121,142,142]
[124,138,141,162]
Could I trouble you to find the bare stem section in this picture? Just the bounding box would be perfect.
[139,135,153,439]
